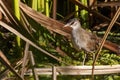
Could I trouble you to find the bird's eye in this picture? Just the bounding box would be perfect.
[70,21,75,25]
[71,22,77,26]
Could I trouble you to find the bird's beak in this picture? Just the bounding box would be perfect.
[63,23,72,33]
[64,23,70,27]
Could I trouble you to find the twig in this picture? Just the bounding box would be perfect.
[92,7,120,80]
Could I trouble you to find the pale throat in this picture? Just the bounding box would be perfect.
[71,24,81,30]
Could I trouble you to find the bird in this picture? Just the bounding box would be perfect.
[64,18,99,52]
[64,18,99,64]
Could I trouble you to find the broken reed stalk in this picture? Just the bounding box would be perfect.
[92,7,120,80]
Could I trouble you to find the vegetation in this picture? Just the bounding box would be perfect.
[0,0,120,80]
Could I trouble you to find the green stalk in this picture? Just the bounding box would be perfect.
[45,0,50,17]
[37,0,44,12]
[75,4,79,17]
[37,0,41,11]
[80,0,88,27]
[32,0,37,10]
[13,0,20,20]
[41,0,45,12]
[13,0,21,47]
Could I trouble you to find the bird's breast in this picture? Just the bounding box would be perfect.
[71,29,88,50]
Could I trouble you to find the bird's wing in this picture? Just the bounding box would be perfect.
[78,28,98,52]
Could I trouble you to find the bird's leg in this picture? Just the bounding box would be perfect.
[82,52,86,65]
[82,51,95,65]
[92,52,95,61]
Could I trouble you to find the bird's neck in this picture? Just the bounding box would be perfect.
[72,27,80,35]
[72,26,82,31]
[72,23,82,30]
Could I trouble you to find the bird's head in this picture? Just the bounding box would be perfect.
[64,18,81,30]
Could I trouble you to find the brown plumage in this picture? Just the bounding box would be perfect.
[64,18,99,53]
